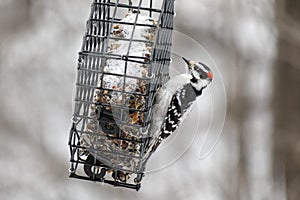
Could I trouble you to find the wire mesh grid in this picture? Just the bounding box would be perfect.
[69,0,175,190]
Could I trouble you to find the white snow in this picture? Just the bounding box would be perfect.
[103,12,157,91]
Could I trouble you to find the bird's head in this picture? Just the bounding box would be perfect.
[182,57,213,94]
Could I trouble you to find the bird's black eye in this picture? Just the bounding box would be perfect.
[200,74,203,79]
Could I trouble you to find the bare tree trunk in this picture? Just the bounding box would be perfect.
[234,3,277,199]
[274,1,300,200]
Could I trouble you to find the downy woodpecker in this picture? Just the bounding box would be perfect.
[149,57,213,152]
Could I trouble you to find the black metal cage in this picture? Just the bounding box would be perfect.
[68,0,175,190]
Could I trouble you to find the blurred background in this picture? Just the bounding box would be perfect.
[0,0,299,200]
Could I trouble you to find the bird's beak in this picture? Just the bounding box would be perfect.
[182,57,194,70]
[182,57,190,65]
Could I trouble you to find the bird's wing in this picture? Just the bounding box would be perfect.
[159,94,182,139]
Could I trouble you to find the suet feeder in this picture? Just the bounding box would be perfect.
[68,0,175,191]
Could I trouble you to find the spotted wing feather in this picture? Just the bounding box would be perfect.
[160,95,182,139]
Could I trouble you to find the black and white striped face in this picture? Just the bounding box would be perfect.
[182,57,213,92]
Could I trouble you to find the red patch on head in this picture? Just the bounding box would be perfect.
[207,71,213,80]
